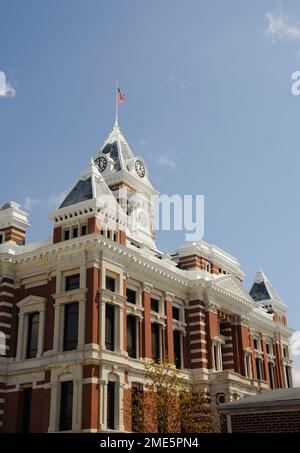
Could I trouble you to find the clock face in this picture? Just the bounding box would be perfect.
[95,156,107,173]
[135,159,145,178]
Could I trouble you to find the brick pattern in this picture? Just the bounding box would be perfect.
[0,277,14,358]
[186,300,208,369]
[220,321,234,370]
[230,410,300,433]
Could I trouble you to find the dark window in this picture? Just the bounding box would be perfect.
[107,381,115,430]
[285,366,292,388]
[72,227,78,238]
[105,304,115,351]
[255,358,262,380]
[65,274,80,291]
[21,387,32,433]
[59,381,73,431]
[151,323,160,362]
[113,232,117,242]
[172,306,180,321]
[151,298,159,313]
[26,312,39,359]
[107,230,111,239]
[268,362,275,389]
[63,229,70,241]
[254,339,258,350]
[266,343,270,354]
[126,289,136,305]
[173,330,181,369]
[81,225,87,236]
[106,276,116,292]
[0,233,4,244]
[63,303,79,351]
[127,315,137,358]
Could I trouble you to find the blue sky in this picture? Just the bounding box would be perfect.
[1,0,300,381]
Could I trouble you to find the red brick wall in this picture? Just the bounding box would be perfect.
[229,410,300,432]
[142,291,152,358]
[165,299,174,364]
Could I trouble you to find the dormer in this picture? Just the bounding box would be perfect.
[0,201,30,246]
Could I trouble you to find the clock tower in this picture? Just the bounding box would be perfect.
[93,123,158,249]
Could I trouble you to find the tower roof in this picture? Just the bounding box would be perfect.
[95,124,134,173]
[249,268,282,303]
[58,159,111,209]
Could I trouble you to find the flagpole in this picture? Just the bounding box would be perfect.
[115,80,119,126]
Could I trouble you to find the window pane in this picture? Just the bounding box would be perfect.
[63,303,79,351]
[127,315,137,358]
[59,381,73,431]
[106,276,116,292]
[150,298,159,313]
[126,289,136,305]
[21,387,32,433]
[172,307,180,321]
[173,330,181,368]
[26,312,39,359]
[65,274,80,291]
[107,381,115,430]
[151,323,160,361]
[105,304,115,351]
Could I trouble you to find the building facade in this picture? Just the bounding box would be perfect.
[0,122,294,432]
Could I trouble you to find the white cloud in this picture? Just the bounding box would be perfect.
[47,191,66,208]
[157,152,179,170]
[0,71,16,98]
[24,197,40,212]
[266,12,300,42]
[168,74,191,90]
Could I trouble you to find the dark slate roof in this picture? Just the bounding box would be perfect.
[102,141,121,171]
[59,177,93,208]
[218,388,300,413]
[250,281,270,302]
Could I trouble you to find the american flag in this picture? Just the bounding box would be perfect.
[118,87,125,104]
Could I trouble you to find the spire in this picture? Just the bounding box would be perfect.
[249,268,282,302]
[115,80,119,126]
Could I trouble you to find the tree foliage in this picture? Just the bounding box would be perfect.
[130,360,221,433]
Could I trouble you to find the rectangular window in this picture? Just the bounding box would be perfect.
[268,362,275,389]
[63,303,79,351]
[113,232,117,242]
[59,381,73,431]
[151,323,160,362]
[26,312,39,359]
[127,315,137,358]
[172,306,180,321]
[266,343,270,354]
[285,366,292,388]
[105,304,115,351]
[254,339,260,350]
[150,298,159,313]
[72,227,78,238]
[63,229,70,241]
[126,288,136,305]
[107,381,115,430]
[0,232,4,244]
[283,346,289,358]
[21,387,32,433]
[256,358,262,380]
[65,274,80,291]
[173,330,181,369]
[107,230,111,239]
[81,225,87,236]
[106,276,116,292]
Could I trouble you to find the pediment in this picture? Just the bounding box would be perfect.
[17,295,46,310]
[212,275,254,304]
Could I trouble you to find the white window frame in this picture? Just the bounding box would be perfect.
[16,295,46,360]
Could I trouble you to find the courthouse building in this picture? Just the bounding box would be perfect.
[0,121,294,432]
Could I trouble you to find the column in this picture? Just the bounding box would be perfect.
[100,301,106,349]
[99,381,108,431]
[78,300,86,349]
[16,313,24,360]
[37,309,45,358]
